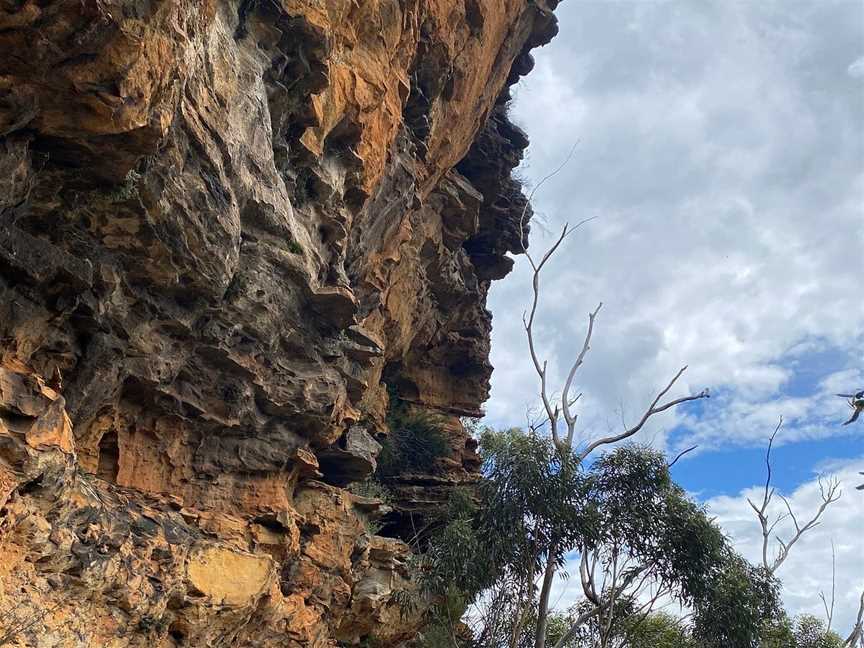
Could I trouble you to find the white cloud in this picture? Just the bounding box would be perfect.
[485,0,864,455]
[484,0,864,631]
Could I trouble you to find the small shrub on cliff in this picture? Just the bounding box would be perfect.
[349,478,392,504]
[376,398,449,477]
[108,169,141,202]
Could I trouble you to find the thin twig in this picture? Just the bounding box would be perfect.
[668,445,698,468]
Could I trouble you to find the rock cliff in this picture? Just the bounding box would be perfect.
[0,1,557,645]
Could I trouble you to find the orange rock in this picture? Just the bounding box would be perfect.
[0,0,559,643]
[186,545,275,607]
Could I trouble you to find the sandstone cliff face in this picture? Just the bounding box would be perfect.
[0,1,557,645]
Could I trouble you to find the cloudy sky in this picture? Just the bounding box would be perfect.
[485,0,864,631]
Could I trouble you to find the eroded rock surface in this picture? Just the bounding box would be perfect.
[0,0,558,644]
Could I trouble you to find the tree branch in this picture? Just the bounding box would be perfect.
[517,143,580,265]
[554,565,647,648]
[534,539,560,648]
[770,476,840,573]
[845,591,864,647]
[668,445,697,468]
[820,540,836,635]
[577,366,709,461]
[748,419,842,574]
[749,418,783,571]
[562,303,603,447]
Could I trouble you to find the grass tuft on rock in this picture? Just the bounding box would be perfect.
[376,396,449,477]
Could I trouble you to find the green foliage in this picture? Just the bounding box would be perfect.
[415,588,474,648]
[692,552,784,648]
[287,239,303,254]
[651,482,729,603]
[376,398,449,477]
[414,585,471,648]
[460,416,485,438]
[796,616,844,648]
[349,478,392,504]
[402,428,789,648]
[384,487,485,634]
[389,586,420,619]
[415,619,461,648]
[791,615,845,648]
[478,428,589,575]
[348,477,393,535]
[760,614,845,648]
[761,617,797,648]
[413,488,491,599]
[109,169,141,201]
[620,613,698,648]
[544,613,582,648]
[414,529,478,647]
[581,445,731,609]
[365,519,384,536]
[763,615,847,648]
[414,428,591,645]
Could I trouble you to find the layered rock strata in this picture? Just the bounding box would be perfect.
[0,0,558,644]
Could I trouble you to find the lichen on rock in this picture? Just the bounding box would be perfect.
[0,0,559,644]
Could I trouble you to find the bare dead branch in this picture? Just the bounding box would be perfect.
[512,146,712,646]
[748,419,842,574]
[771,476,841,573]
[522,219,597,448]
[577,366,709,461]
[562,303,603,446]
[845,591,864,647]
[668,445,697,468]
[748,418,783,571]
[555,564,647,648]
[820,540,836,635]
[517,143,580,259]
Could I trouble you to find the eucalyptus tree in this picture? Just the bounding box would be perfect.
[509,161,710,648]
[410,163,799,648]
[412,430,784,648]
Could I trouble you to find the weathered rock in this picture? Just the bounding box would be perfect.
[186,545,275,607]
[0,361,418,646]
[317,425,382,486]
[0,0,559,644]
